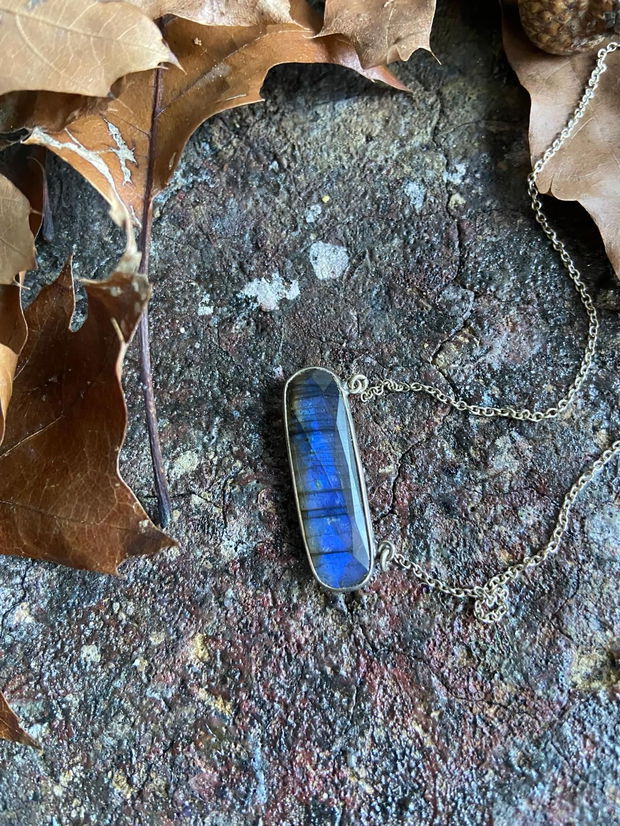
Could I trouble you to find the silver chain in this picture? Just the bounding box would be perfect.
[348,42,620,623]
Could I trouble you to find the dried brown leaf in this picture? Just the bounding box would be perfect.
[131,0,293,25]
[502,3,620,278]
[0,144,47,232]
[320,0,437,68]
[0,260,172,572]
[0,87,122,136]
[0,173,35,284]
[0,692,36,747]
[26,6,408,225]
[0,146,48,442]
[0,0,175,97]
[0,283,26,445]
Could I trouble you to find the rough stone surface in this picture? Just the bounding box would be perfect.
[1,2,619,824]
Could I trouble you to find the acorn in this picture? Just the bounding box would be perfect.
[518,0,620,54]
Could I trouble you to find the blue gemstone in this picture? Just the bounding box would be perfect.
[285,367,374,590]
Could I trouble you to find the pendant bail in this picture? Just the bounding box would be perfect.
[347,374,369,395]
[378,540,397,572]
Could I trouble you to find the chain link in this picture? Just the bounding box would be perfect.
[350,43,620,623]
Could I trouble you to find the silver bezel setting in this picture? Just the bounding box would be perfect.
[283,366,376,593]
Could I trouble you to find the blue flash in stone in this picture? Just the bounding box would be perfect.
[284,367,374,591]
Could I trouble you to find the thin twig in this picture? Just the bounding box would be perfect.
[138,310,172,528]
[137,48,172,529]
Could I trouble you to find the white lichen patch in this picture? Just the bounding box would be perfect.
[13,602,34,624]
[444,161,467,184]
[239,271,299,311]
[171,450,200,479]
[309,241,349,280]
[305,203,323,223]
[80,644,101,664]
[403,180,426,213]
[448,193,466,212]
[197,293,214,316]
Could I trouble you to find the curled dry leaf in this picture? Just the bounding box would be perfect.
[0,86,123,136]
[0,283,25,445]
[26,4,408,226]
[0,145,46,443]
[0,142,46,442]
[502,3,620,279]
[0,0,175,97]
[0,693,36,747]
[320,0,437,68]
[0,260,172,572]
[0,173,35,284]
[131,0,294,25]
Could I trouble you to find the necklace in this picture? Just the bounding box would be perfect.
[283,43,620,623]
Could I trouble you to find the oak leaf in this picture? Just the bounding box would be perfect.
[0,172,35,284]
[0,0,175,97]
[26,5,408,226]
[131,0,294,25]
[502,3,620,279]
[0,260,172,572]
[320,0,437,68]
[0,145,46,443]
[0,87,122,136]
[0,283,26,445]
[0,693,36,747]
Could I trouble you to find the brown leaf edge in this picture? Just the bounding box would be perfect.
[0,0,176,98]
[0,258,174,573]
[0,172,36,285]
[0,144,48,447]
[0,282,26,444]
[319,0,438,68]
[501,1,620,279]
[0,693,37,748]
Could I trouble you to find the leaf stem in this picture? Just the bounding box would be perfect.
[137,47,172,529]
[138,307,172,528]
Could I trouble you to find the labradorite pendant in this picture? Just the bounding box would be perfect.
[284,367,375,591]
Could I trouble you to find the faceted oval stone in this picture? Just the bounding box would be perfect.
[284,367,374,590]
